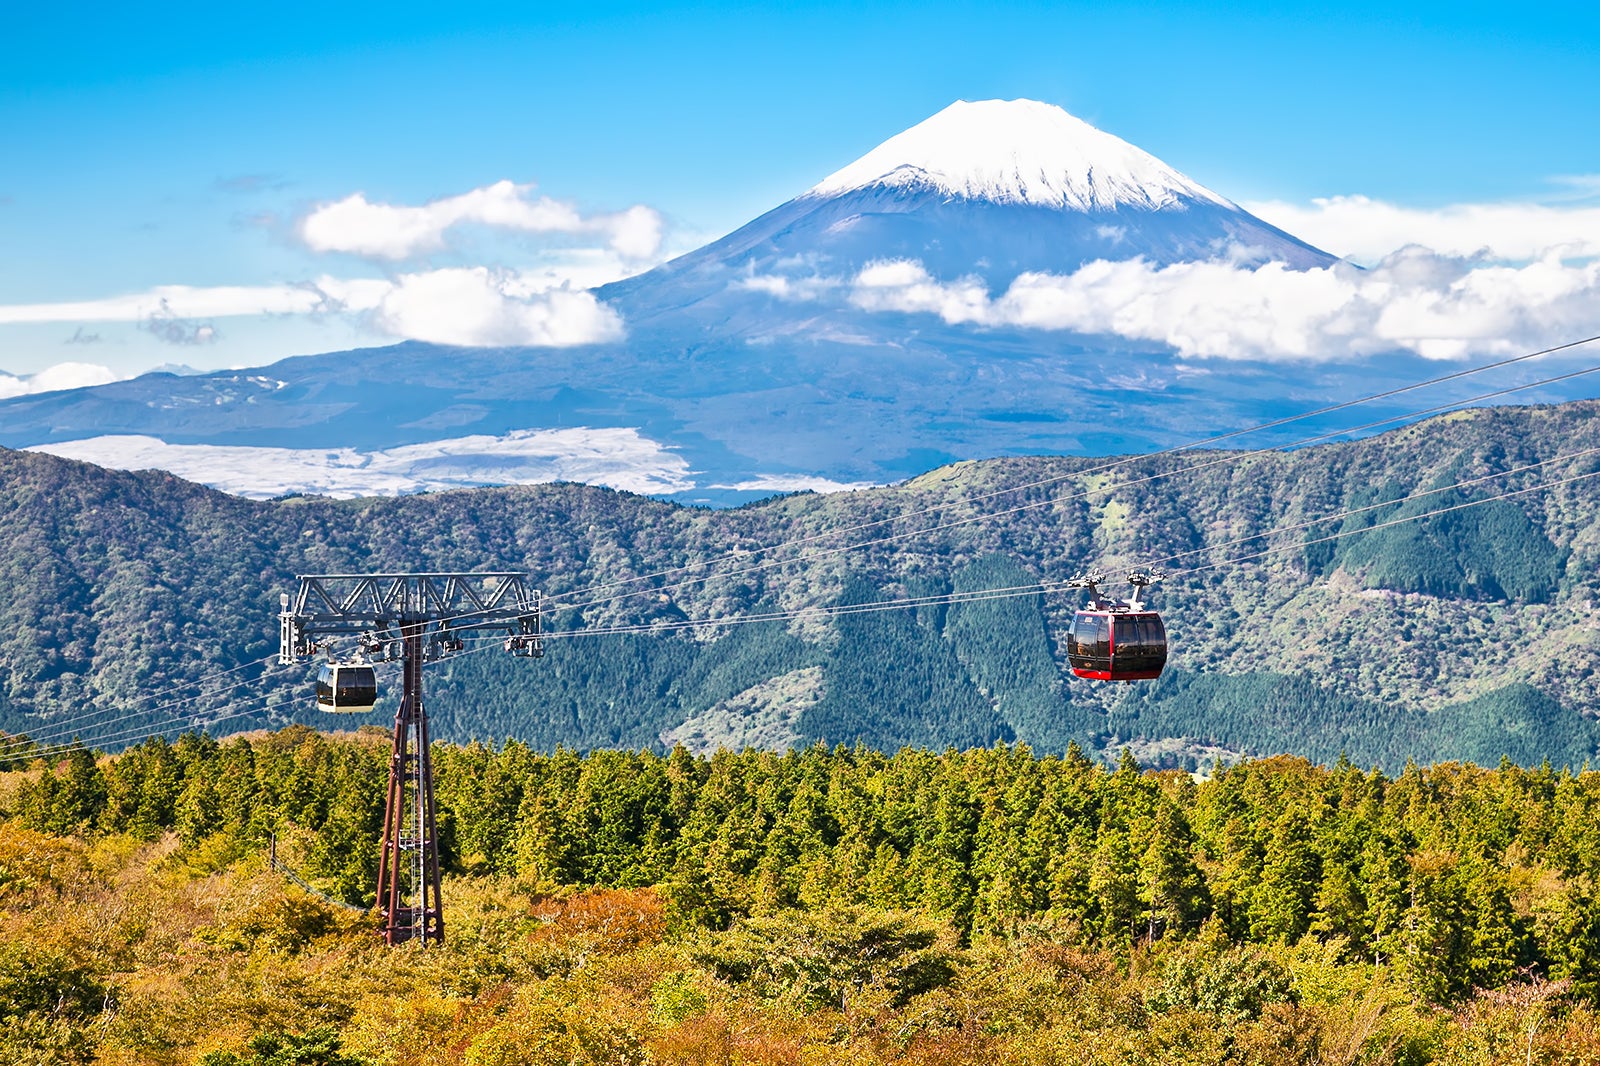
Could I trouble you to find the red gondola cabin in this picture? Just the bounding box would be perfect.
[1066,609,1167,681]
[1064,568,1169,682]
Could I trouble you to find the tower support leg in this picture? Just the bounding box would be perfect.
[375,621,445,945]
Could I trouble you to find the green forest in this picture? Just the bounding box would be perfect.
[4,398,1600,769]
[6,730,1600,1063]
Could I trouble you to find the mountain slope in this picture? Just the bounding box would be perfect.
[3,398,1600,770]
[602,99,1333,327]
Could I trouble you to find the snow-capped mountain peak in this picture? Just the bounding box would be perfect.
[807,98,1234,211]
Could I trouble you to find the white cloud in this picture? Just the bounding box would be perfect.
[369,268,624,347]
[29,428,694,498]
[734,274,843,301]
[513,248,653,293]
[0,269,625,349]
[606,204,665,261]
[307,276,392,313]
[852,260,991,322]
[0,361,122,399]
[1243,191,1600,263]
[0,283,329,324]
[708,474,879,494]
[298,180,663,261]
[843,251,1600,361]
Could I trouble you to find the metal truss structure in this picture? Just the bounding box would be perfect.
[1065,567,1165,612]
[278,573,544,945]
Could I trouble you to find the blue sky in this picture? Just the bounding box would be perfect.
[1,0,1597,381]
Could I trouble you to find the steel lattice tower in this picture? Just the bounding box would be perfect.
[279,573,543,945]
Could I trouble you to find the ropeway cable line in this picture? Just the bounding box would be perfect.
[0,635,511,765]
[210,344,1600,651]
[532,334,1600,612]
[8,333,1600,756]
[9,349,1600,758]
[534,355,1600,619]
[522,454,1600,643]
[2,653,289,751]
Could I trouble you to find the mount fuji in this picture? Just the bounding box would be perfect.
[1,99,1401,503]
[612,98,1329,329]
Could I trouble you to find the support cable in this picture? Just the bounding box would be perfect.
[3,655,291,754]
[541,359,1600,619]
[222,347,1600,647]
[268,840,369,914]
[524,461,1600,642]
[532,335,1600,610]
[0,638,505,766]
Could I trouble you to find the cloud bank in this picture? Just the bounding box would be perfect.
[1244,191,1600,263]
[840,249,1600,361]
[30,428,694,498]
[299,180,663,261]
[365,268,624,347]
[10,184,1599,369]
[0,362,122,399]
[0,285,328,324]
[0,271,624,349]
[707,474,878,494]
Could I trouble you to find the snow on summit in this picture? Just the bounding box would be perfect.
[808,99,1234,212]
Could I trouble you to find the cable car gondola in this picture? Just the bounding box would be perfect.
[1065,569,1168,683]
[315,660,378,714]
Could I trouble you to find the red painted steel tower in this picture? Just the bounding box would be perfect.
[279,573,543,946]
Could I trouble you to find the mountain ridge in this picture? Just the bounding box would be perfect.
[2,396,1599,770]
[602,99,1334,321]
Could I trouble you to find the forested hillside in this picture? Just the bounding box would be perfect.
[6,732,1600,1063]
[4,400,1600,767]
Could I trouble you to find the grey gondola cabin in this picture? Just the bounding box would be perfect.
[316,662,378,713]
